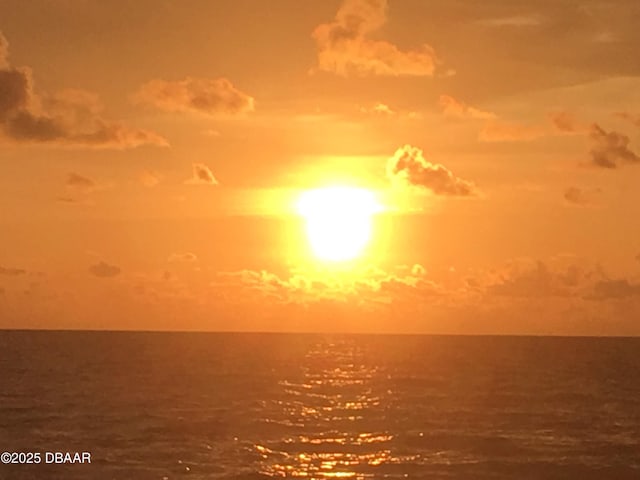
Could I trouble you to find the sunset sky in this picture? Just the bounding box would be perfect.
[1,0,640,335]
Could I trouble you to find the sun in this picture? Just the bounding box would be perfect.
[296,186,381,262]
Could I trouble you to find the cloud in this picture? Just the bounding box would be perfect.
[0,32,8,67]
[66,172,96,191]
[360,102,395,116]
[135,77,254,115]
[57,172,104,204]
[478,15,542,27]
[614,112,640,127]
[479,121,546,142]
[56,196,80,204]
[563,186,601,206]
[0,33,167,148]
[439,95,496,120]
[588,123,640,168]
[203,129,221,137]
[312,0,438,77]
[547,114,640,168]
[549,111,587,133]
[213,263,445,308]
[486,260,595,298]
[167,252,198,263]
[185,163,219,185]
[487,261,561,297]
[587,279,640,300]
[88,261,121,278]
[140,170,161,188]
[0,266,26,276]
[359,102,421,119]
[386,144,476,196]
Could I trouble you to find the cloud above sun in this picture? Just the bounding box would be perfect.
[563,187,601,207]
[185,163,219,185]
[88,261,121,278]
[0,31,8,67]
[312,0,438,77]
[0,32,167,149]
[588,124,640,169]
[387,145,477,196]
[0,265,27,276]
[135,77,255,116]
[439,95,496,120]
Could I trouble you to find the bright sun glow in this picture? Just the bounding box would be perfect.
[296,186,381,262]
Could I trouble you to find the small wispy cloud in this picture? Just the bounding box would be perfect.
[136,77,254,116]
[563,186,602,207]
[168,252,198,263]
[88,261,121,278]
[185,163,219,185]
[439,95,496,120]
[478,14,542,27]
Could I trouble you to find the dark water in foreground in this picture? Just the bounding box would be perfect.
[1,331,639,479]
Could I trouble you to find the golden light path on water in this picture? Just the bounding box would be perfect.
[252,341,419,478]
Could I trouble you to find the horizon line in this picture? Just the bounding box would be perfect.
[0,327,638,339]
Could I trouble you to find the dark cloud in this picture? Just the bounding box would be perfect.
[0,31,8,67]
[587,279,640,300]
[186,163,218,185]
[58,172,101,203]
[563,186,601,206]
[66,172,95,190]
[439,95,496,120]
[485,260,640,302]
[0,68,31,120]
[0,33,167,148]
[478,15,542,27]
[614,112,640,127]
[0,266,26,276]
[487,261,589,298]
[136,77,254,115]
[549,111,586,133]
[589,123,640,168]
[89,261,121,278]
[387,144,476,196]
[488,261,560,297]
[312,0,438,77]
[168,252,198,263]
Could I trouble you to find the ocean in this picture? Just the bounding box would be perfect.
[0,331,639,479]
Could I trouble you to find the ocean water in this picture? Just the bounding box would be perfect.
[1,331,639,480]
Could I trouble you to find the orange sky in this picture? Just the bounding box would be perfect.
[1,0,640,335]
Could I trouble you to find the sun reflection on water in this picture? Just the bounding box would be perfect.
[254,339,408,478]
